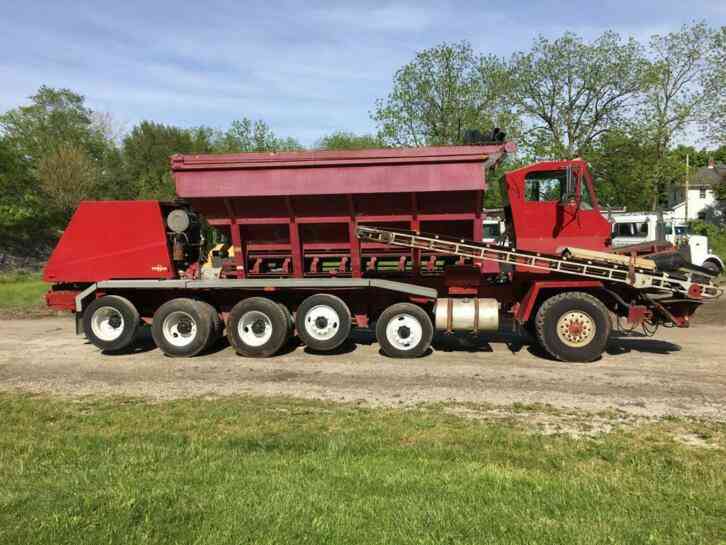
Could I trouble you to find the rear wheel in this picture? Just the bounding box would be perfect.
[295,294,352,352]
[227,297,289,357]
[534,292,610,362]
[376,303,433,358]
[83,295,140,352]
[152,298,214,357]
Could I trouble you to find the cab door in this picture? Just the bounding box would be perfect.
[504,160,612,255]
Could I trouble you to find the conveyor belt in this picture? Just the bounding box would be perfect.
[357,226,722,300]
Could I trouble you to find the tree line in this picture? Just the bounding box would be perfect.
[0,23,724,251]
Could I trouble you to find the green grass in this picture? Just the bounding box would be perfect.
[0,272,47,312]
[0,395,724,545]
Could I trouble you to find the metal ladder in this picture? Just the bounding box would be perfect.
[357,226,722,300]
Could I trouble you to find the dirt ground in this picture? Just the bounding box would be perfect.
[1,298,725,422]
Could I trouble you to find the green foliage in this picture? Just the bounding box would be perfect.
[508,32,646,159]
[1,394,725,545]
[0,87,116,243]
[121,121,214,200]
[702,26,725,146]
[212,118,302,153]
[317,131,383,150]
[373,41,518,146]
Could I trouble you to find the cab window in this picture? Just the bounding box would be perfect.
[580,181,595,210]
[524,171,564,202]
[612,222,648,238]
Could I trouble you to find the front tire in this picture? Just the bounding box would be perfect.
[295,294,352,352]
[534,292,610,362]
[227,297,289,357]
[83,295,140,352]
[376,303,433,358]
[152,298,214,357]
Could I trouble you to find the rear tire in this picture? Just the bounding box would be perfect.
[152,298,214,357]
[196,300,223,351]
[376,303,433,358]
[534,292,610,362]
[295,294,352,352]
[227,297,289,357]
[83,295,140,352]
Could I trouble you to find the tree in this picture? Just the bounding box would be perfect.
[372,42,517,146]
[121,121,213,200]
[0,86,109,164]
[0,86,115,242]
[584,130,659,211]
[317,131,383,150]
[38,143,100,223]
[212,118,302,153]
[702,26,725,146]
[508,32,646,158]
[638,23,712,208]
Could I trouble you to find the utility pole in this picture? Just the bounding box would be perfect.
[684,154,689,223]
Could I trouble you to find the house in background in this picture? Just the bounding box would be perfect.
[667,159,725,223]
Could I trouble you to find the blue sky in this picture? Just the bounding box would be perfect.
[1,0,724,146]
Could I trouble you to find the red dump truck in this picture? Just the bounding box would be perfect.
[44,139,721,362]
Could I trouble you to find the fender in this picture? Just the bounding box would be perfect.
[515,280,604,323]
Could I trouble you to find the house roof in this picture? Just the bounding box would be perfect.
[691,163,726,187]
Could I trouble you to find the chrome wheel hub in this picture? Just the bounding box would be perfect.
[90,306,125,342]
[304,304,340,341]
[385,313,423,351]
[162,311,198,348]
[239,310,273,347]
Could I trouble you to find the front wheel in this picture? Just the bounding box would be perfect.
[376,303,433,358]
[83,295,140,352]
[534,292,610,362]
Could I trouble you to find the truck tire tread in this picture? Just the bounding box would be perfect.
[534,291,610,363]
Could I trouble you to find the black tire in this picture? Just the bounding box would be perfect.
[295,294,352,352]
[534,292,611,362]
[227,297,289,357]
[196,300,223,350]
[152,298,214,357]
[83,295,140,352]
[278,302,294,337]
[702,260,721,275]
[375,302,433,358]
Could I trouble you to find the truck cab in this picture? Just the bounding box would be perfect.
[501,159,612,254]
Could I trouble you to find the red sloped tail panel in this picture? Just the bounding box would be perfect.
[43,201,175,283]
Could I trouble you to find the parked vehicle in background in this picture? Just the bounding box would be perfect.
[482,217,506,245]
[609,211,724,274]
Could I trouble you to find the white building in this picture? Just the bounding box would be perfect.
[667,159,725,223]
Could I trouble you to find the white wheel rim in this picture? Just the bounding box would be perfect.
[162,311,198,348]
[556,310,596,348]
[303,304,340,341]
[90,306,125,342]
[385,313,423,351]
[238,310,273,347]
